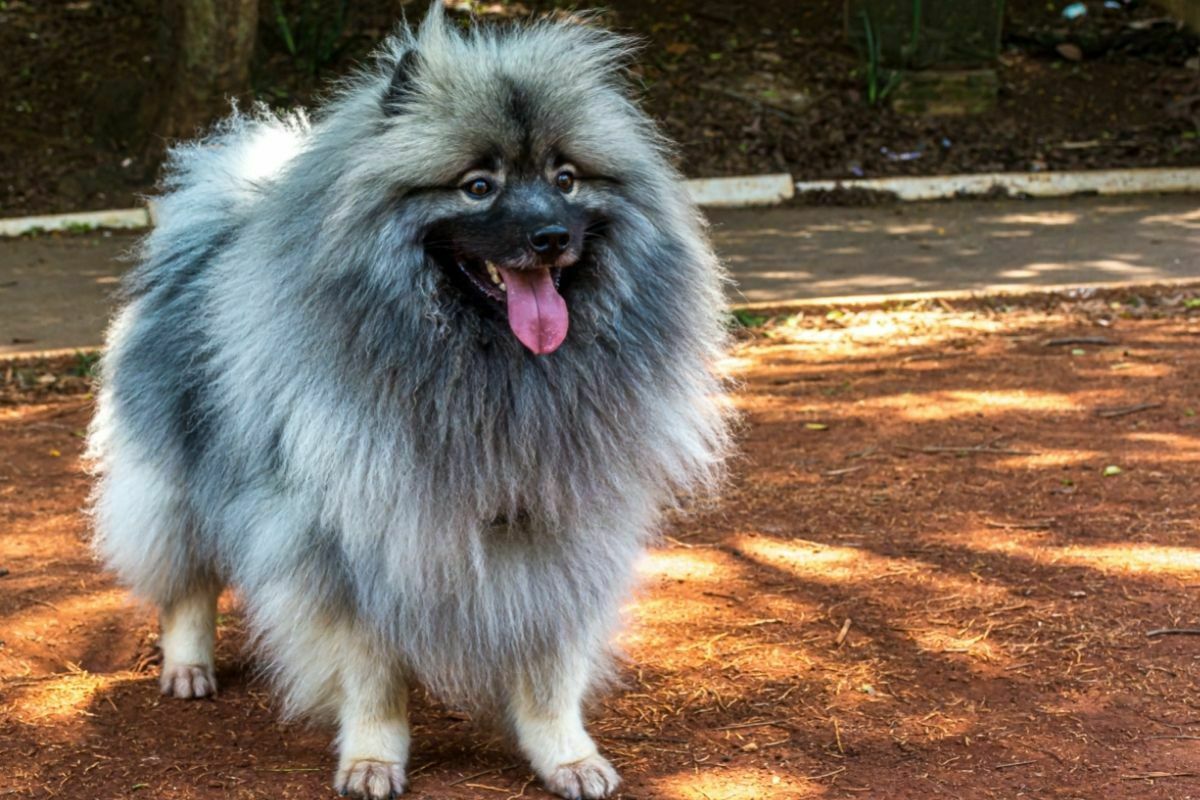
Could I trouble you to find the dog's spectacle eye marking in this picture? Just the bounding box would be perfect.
[555,171,575,192]
[464,178,493,198]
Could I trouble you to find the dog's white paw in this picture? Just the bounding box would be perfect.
[541,754,620,800]
[335,759,407,799]
[159,663,216,699]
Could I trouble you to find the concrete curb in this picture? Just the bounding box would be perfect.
[0,207,151,237]
[0,175,796,236]
[793,167,1200,202]
[685,174,795,207]
[2,167,1199,236]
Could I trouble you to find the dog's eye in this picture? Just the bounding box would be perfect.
[464,178,492,198]
[554,171,575,192]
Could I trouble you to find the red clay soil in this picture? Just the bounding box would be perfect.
[2,290,1200,799]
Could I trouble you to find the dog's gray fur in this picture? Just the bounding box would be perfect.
[89,6,729,797]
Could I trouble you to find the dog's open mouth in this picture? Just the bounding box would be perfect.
[430,248,569,355]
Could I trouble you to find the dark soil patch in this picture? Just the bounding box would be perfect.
[3,292,1200,798]
[3,1,1199,216]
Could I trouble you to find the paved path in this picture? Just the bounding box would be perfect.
[2,195,1199,355]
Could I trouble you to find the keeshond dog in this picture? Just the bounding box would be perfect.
[88,5,729,799]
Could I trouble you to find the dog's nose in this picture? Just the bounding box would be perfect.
[528,225,570,256]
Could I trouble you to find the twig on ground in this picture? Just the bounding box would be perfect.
[1121,772,1198,780]
[1147,628,1200,637]
[985,520,1053,530]
[1096,402,1162,418]
[807,766,847,780]
[994,760,1038,770]
[900,444,1039,456]
[447,764,519,787]
[714,718,793,732]
[1044,336,1116,347]
[835,618,852,647]
[824,465,867,477]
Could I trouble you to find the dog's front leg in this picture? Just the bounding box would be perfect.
[507,645,619,800]
[331,632,410,799]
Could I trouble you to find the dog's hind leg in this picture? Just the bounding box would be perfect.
[507,645,620,800]
[159,581,221,698]
[92,444,222,698]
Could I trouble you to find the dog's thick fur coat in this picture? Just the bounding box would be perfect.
[88,7,729,798]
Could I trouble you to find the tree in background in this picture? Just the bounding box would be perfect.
[157,0,259,141]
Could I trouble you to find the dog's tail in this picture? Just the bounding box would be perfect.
[122,106,311,299]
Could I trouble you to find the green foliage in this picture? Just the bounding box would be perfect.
[71,351,101,378]
[860,10,895,105]
[728,309,768,329]
[858,0,925,106]
[270,0,349,75]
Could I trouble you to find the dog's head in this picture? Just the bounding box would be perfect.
[418,145,602,356]
[349,6,669,355]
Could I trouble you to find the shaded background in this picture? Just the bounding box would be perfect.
[1,0,1199,215]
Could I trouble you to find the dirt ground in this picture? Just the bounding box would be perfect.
[2,288,1200,799]
[3,0,1198,215]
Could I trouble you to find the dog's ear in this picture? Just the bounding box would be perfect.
[382,48,420,114]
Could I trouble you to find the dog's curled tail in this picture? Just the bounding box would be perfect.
[123,106,311,300]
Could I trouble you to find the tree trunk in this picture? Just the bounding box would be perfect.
[158,0,259,142]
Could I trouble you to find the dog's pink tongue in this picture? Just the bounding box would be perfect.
[498,267,568,355]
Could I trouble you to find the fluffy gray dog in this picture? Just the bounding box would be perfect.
[88,5,729,799]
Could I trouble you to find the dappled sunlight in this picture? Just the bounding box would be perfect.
[734,535,881,582]
[884,223,936,235]
[2,587,126,630]
[653,766,821,799]
[938,528,1200,578]
[996,447,1103,469]
[869,388,1079,421]
[985,211,1079,226]
[1123,431,1200,460]
[997,258,1159,281]
[4,671,125,724]
[713,196,1200,304]
[625,595,727,636]
[1055,544,1200,576]
[1088,360,1176,379]
[638,549,734,583]
[1140,208,1200,229]
[732,534,1011,604]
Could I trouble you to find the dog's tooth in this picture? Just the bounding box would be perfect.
[498,282,506,292]
[486,261,501,285]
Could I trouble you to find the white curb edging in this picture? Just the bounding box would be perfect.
[794,167,1200,201]
[3,167,1199,236]
[685,173,795,207]
[0,207,151,237]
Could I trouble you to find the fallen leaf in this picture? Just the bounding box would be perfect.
[1057,43,1083,61]
[1102,465,1122,477]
